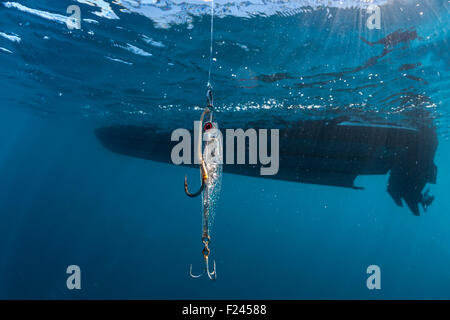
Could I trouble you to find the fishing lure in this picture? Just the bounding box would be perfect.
[185,88,222,281]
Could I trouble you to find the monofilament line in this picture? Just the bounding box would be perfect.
[207,0,214,88]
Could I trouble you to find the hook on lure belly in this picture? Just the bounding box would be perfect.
[184,82,216,198]
[184,160,208,198]
[184,104,211,197]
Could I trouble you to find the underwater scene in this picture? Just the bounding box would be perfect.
[0,0,449,299]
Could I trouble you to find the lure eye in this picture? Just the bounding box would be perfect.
[204,122,213,131]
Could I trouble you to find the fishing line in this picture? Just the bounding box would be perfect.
[207,0,214,89]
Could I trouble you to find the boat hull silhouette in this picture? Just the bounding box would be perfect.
[95,118,437,216]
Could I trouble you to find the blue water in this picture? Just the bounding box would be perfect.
[0,0,449,299]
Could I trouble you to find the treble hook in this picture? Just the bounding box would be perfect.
[190,238,217,281]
